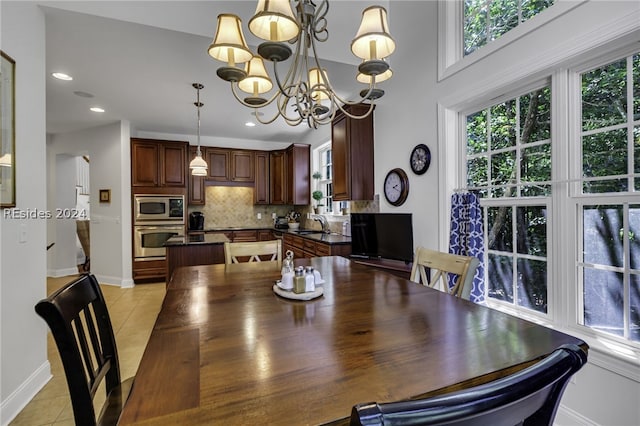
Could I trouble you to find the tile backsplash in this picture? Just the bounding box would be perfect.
[189,186,381,231]
[191,186,292,229]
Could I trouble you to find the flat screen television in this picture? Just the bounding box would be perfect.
[350,213,414,263]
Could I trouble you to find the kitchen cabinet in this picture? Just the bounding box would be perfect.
[133,259,166,282]
[269,151,287,205]
[331,104,374,201]
[283,232,351,259]
[286,144,310,205]
[254,152,270,204]
[269,144,310,205]
[205,148,255,183]
[188,146,205,205]
[131,138,188,188]
[257,230,275,241]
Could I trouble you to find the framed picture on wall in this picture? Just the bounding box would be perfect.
[1,50,16,208]
[99,189,111,203]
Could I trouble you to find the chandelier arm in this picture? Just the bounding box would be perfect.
[311,0,329,43]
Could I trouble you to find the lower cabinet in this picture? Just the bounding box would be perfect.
[133,259,166,282]
[283,233,351,258]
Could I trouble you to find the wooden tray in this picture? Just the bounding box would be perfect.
[272,284,324,301]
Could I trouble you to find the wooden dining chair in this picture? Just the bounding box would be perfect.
[224,239,282,268]
[350,343,588,426]
[35,273,133,426]
[409,247,479,300]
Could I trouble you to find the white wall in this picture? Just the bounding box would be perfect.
[48,121,133,287]
[0,3,49,424]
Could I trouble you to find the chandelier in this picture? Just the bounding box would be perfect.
[189,83,208,176]
[207,0,396,128]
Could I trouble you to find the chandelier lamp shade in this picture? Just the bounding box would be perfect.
[189,83,209,177]
[207,0,396,128]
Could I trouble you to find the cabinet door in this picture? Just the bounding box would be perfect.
[131,141,159,187]
[269,151,286,205]
[188,147,205,205]
[254,152,269,204]
[206,148,230,181]
[287,144,310,205]
[161,143,187,187]
[231,150,254,182]
[331,114,350,200]
[232,230,257,242]
[257,230,275,241]
[331,105,374,201]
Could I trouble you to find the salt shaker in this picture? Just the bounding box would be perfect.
[280,250,294,290]
[293,267,306,294]
[304,266,315,292]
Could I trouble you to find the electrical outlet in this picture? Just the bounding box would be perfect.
[272,212,277,219]
[257,213,262,220]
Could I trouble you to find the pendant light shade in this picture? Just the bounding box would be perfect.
[351,6,395,61]
[0,153,12,167]
[189,83,208,176]
[249,0,300,41]
[357,66,393,84]
[208,14,253,66]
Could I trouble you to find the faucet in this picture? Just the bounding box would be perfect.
[312,215,330,234]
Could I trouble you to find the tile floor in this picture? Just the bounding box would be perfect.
[10,276,165,426]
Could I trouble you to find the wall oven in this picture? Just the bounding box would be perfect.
[134,224,184,260]
[133,194,185,260]
[134,194,184,222]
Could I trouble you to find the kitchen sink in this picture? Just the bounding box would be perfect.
[294,230,324,235]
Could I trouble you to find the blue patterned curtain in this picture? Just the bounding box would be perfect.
[449,192,485,303]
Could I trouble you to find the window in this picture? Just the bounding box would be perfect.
[466,86,552,315]
[576,52,640,342]
[314,141,333,214]
[464,0,555,56]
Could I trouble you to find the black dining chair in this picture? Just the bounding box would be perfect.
[350,343,587,426]
[35,273,133,426]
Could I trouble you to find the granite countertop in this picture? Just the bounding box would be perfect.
[279,228,352,245]
[165,233,229,246]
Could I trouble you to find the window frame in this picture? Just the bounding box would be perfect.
[441,46,640,378]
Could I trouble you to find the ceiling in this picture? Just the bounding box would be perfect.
[42,1,392,147]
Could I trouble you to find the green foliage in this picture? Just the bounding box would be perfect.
[312,190,323,202]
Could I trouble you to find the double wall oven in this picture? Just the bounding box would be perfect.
[133,194,185,260]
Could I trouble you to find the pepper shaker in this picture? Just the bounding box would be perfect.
[293,266,306,294]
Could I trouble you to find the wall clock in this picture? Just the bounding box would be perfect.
[383,168,409,206]
[410,143,431,175]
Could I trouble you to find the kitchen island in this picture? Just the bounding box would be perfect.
[164,233,229,282]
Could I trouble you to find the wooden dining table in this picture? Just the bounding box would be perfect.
[119,256,586,425]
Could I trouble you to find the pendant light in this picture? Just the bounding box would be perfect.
[189,83,208,176]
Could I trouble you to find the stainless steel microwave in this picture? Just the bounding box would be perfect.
[134,194,184,223]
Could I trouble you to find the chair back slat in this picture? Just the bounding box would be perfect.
[35,273,123,426]
[410,247,479,299]
[350,344,588,426]
[224,240,282,268]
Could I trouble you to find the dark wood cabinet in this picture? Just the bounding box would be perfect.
[206,148,230,181]
[231,150,254,182]
[254,152,270,204]
[283,233,350,259]
[332,104,374,201]
[269,151,287,205]
[188,146,205,205]
[257,230,275,241]
[131,138,188,189]
[205,148,254,183]
[286,144,310,205]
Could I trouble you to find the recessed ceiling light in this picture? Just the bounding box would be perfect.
[52,72,73,81]
[90,107,105,113]
[245,122,256,127]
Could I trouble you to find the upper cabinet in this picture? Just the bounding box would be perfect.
[205,148,255,183]
[286,144,310,205]
[131,138,187,189]
[269,144,310,205]
[254,151,270,205]
[332,104,374,201]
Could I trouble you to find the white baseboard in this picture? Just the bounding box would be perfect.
[0,361,51,426]
[46,267,79,278]
[94,273,134,288]
[555,404,598,426]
